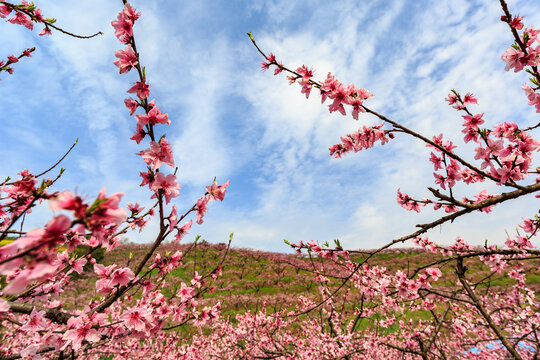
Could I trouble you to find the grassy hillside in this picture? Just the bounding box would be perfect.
[60,241,540,319]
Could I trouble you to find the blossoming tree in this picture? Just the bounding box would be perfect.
[1,1,228,359]
[0,0,539,359]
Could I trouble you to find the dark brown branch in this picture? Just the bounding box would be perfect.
[456,257,522,360]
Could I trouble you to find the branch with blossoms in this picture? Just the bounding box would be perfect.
[197,233,539,359]
[0,1,101,83]
[0,47,33,77]
[249,1,539,249]
[0,1,102,38]
[0,1,232,359]
[236,0,540,359]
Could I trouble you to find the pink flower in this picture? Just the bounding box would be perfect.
[396,189,423,212]
[519,218,536,234]
[137,138,175,170]
[191,271,202,288]
[174,220,193,244]
[33,8,45,23]
[474,149,492,171]
[111,11,133,44]
[195,196,209,224]
[20,308,48,332]
[522,84,540,113]
[127,81,150,99]
[168,205,178,231]
[3,263,59,295]
[130,122,146,144]
[462,126,479,143]
[445,92,458,105]
[261,61,271,71]
[445,159,462,188]
[150,173,181,204]
[39,26,52,36]
[296,65,313,81]
[139,171,153,187]
[462,92,478,106]
[328,83,350,115]
[299,79,312,99]
[429,153,443,171]
[135,100,170,126]
[351,98,366,120]
[49,191,87,219]
[124,97,139,115]
[206,179,230,202]
[63,317,101,350]
[7,55,18,63]
[425,267,442,281]
[114,45,138,74]
[320,72,339,103]
[8,12,33,30]
[88,189,127,227]
[460,168,483,184]
[70,257,87,274]
[502,47,526,72]
[123,3,140,22]
[94,263,117,293]
[122,307,149,332]
[509,15,524,30]
[109,267,135,287]
[0,4,12,18]
[177,282,195,302]
[462,112,484,130]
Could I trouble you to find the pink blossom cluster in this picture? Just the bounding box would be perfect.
[182,239,539,359]
[0,47,33,79]
[500,14,540,113]
[0,0,52,35]
[194,179,230,225]
[262,57,374,120]
[396,85,538,218]
[0,2,231,358]
[329,122,391,158]
[501,28,539,73]
[261,51,386,157]
[446,92,538,185]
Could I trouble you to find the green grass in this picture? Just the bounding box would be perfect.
[56,242,540,338]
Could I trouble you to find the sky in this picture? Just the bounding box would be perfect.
[1,0,539,253]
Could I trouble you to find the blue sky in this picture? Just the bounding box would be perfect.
[1,0,539,252]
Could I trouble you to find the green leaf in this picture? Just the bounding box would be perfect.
[87,198,107,214]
